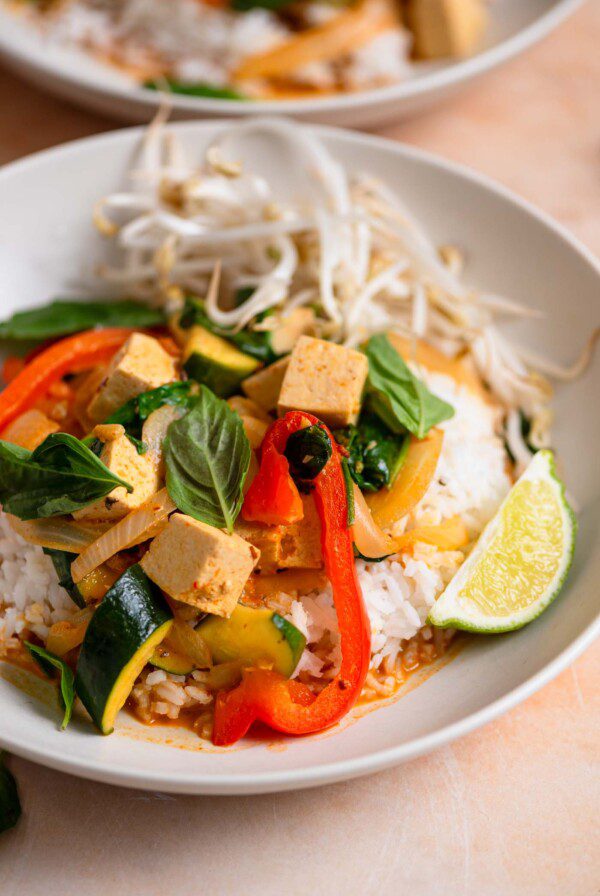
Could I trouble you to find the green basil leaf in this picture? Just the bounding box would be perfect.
[143,79,247,101]
[335,413,409,492]
[0,752,21,834]
[43,548,85,609]
[0,433,131,520]
[24,642,75,729]
[180,297,278,364]
[0,299,164,341]
[165,385,251,532]
[285,424,332,480]
[364,334,454,438]
[106,381,200,445]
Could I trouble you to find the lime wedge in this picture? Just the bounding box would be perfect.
[427,450,576,633]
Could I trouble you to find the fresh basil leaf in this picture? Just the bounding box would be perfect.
[0,433,131,520]
[143,79,247,101]
[106,381,199,448]
[43,548,85,609]
[180,297,278,364]
[0,299,164,341]
[364,334,454,438]
[335,414,409,492]
[341,458,355,528]
[0,752,21,834]
[285,425,332,480]
[24,642,75,729]
[165,385,251,532]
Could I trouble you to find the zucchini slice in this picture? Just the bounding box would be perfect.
[149,644,195,676]
[197,604,306,678]
[183,325,260,398]
[75,564,173,734]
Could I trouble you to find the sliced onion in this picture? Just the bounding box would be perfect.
[71,488,176,583]
[166,620,212,669]
[352,484,394,559]
[46,608,93,657]
[141,404,184,477]
[393,515,469,553]
[7,515,110,553]
[366,430,443,531]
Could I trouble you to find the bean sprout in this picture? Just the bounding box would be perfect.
[94,117,597,445]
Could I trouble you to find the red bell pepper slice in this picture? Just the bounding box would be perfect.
[212,411,371,746]
[242,434,304,526]
[0,328,135,433]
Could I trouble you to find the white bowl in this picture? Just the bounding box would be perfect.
[0,121,598,794]
[0,0,583,127]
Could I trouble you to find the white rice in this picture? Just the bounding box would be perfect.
[0,517,74,643]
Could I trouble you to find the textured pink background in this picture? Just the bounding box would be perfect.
[0,3,598,892]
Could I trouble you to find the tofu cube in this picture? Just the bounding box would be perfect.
[87,333,177,423]
[140,514,259,617]
[74,434,160,521]
[2,410,59,450]
[236,496,322,571]
[278,336,368,427]
[407,0,487,59]
[279,495,323,569]
[235,520,283,572]
[242,356,290,413]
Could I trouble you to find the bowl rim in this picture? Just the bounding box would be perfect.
[0,119,598,794]
[0,0,584,117]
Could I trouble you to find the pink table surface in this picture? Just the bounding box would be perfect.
[0,3,599,893]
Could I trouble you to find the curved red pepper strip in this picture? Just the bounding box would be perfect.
[212,411,371,746]
[0,328,136,433]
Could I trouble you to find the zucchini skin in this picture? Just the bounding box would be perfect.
[43,548,86,609]
[75,564,173,734]
[198,605,306,678]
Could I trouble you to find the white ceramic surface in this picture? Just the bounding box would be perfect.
[0,0,584,127]
[0,121,598,794]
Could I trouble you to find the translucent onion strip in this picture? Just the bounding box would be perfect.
[352,485,394,559]
[71,488,177,583]
[7,515,110,553]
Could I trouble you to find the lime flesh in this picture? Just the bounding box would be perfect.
[427,450,576,633]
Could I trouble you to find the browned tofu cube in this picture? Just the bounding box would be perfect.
[140,513,259,617]
[278,336,368,427]
[407,0,486,59]
[236,496,322,571]
[242,356,290,413]
[2,410,59,450]
[235,520,283,572]
[87,333,177,423]
[74,434,160,521]
[279,495,323,569]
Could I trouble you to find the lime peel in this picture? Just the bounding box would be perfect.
[427,450,576,633]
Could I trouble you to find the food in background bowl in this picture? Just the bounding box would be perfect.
[0,120,593,747]
[6,0,488,100]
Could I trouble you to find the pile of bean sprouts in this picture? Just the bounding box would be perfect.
[94,115,598,472]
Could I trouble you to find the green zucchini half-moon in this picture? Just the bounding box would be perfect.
[75,564,173,734]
